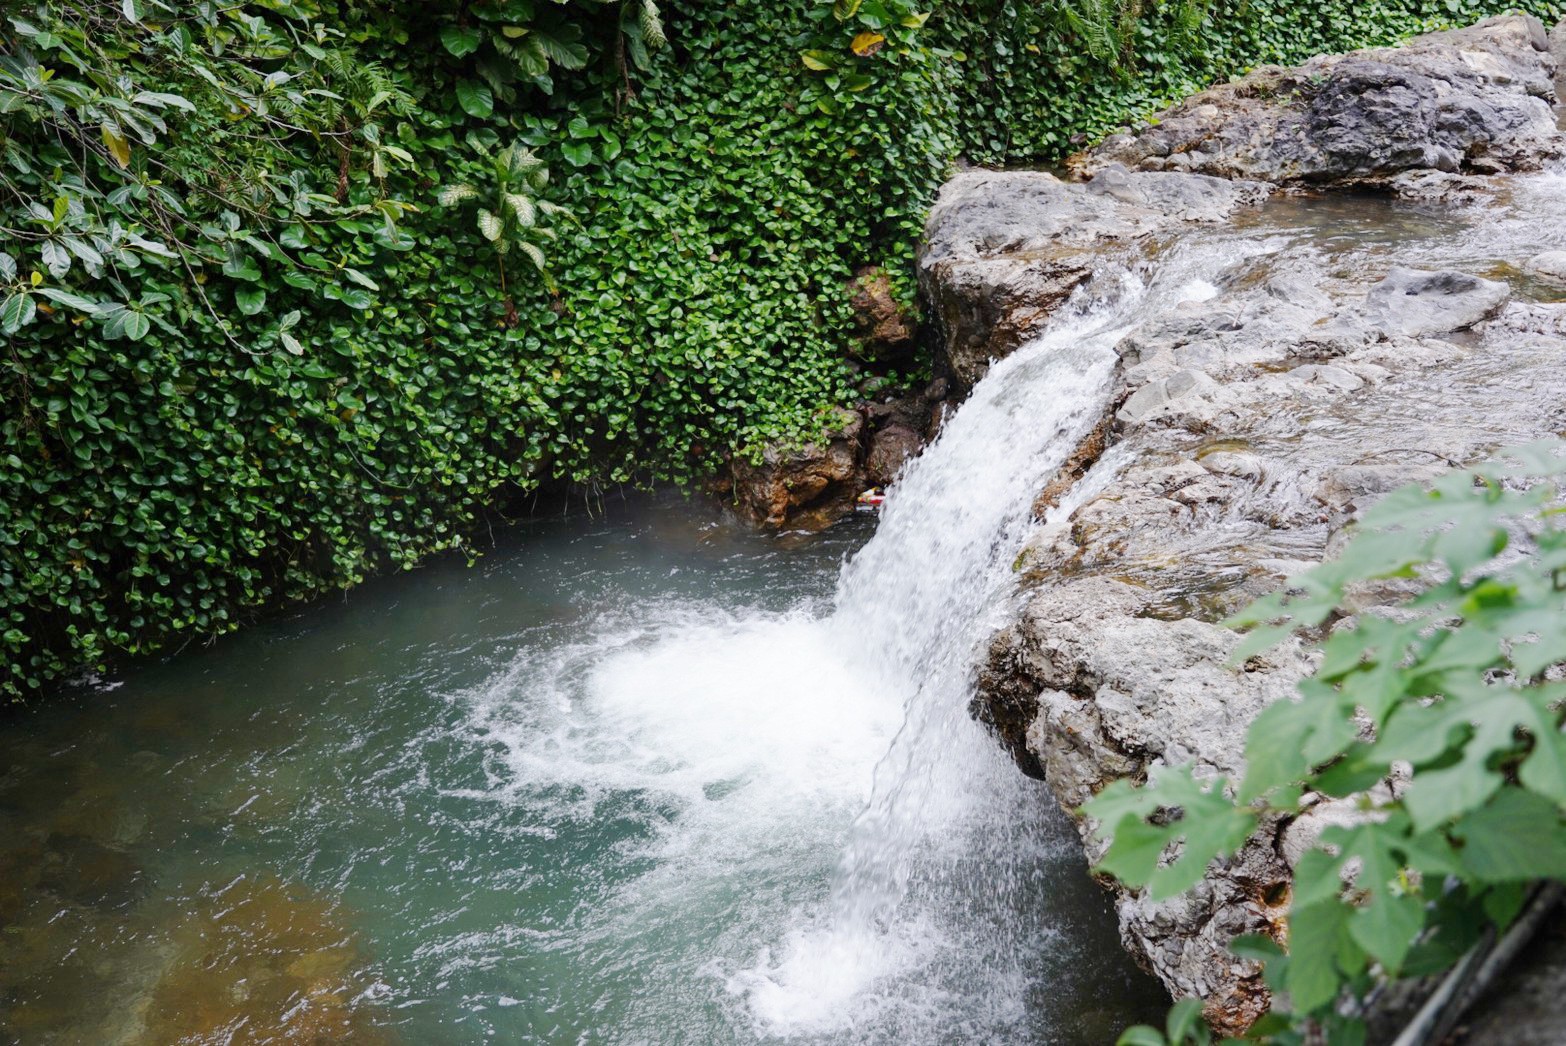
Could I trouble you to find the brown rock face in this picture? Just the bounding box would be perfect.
[865,423,923,488]
[847,266,917,363]
[728,408,866,529]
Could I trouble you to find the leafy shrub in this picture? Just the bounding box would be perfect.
[1088,441,1566,1043]
[4,0,1560,699]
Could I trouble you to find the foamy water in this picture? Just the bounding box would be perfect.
[441,248,1259,1042]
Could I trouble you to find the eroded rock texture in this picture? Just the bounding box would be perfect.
[929,15,1566,1035]
[918,168,1270,392]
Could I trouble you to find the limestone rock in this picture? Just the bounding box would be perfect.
[1076,16,1565,187]
[919,169,1270,392]
[1554,17,1566,101]
[1360,268,1511,337]
[968,255,1566,1031]
[1526,250,1566,285]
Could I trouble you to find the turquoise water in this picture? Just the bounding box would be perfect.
[0,494,1164,1044]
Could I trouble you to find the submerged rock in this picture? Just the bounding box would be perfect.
[1076,16,1565,188]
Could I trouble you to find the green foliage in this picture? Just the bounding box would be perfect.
[1088,440,1566,1042]
[5,0,1562,701]
[437,141,565,302]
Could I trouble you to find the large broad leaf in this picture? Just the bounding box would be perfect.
[561,141,593,167]
[235,286,266,316]
[440,25,483,57]
[1453,790,1566,882]
[0,292,36,333]
[35,286,101,313]
[476,209,503,242]
[1086,766,1257,899]
[122,310,150,341]
[455,80,494,119]
[1285,900,1353,1014]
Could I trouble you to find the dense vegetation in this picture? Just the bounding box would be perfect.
[1094,441,1566,1044]
[4,0,1562,699]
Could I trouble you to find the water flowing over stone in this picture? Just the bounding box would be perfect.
[933,141,1566,1040]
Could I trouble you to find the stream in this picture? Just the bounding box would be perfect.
[7,169,1564,1044]
[0,489,1164,1043]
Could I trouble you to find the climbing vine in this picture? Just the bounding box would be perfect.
[3,0,1562,700]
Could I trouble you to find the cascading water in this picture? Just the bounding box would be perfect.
[428,241,1249,1043]
[447,243,1230,1038]
[6,168,1564,1045]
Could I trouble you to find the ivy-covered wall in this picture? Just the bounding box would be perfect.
[2,0,1561,700]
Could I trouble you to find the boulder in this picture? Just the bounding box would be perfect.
[1554,18,1566,101]
[968,252,1566,1032]
[865,423,923,488]
[1075,16,1565,187]
[1360,268,1511,337]
[919,169,1269,393]
[1526,250,1566,285]
[728,408,864,529]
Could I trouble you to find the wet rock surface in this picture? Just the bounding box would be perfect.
[847,265,919,363]
[925,18,1566,1031]
[725,387,944,530]
[1555,18,1566,101]
[1076,16,1565,188]
[985,278,1566,1032]
[727,407,868,530]
[919,168,1270,392]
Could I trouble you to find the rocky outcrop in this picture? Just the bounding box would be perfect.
[922,17,1566,1031]
[847,266,918,363]
[1554,18,1566,101]
[918,168,1270,393]
[726,386,944,529]
[1075,16,1565,188]
[974,258,1566,1031]
[727,408,866,529]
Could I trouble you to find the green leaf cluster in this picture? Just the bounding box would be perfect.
[4,0,1559,701]
[1090,440,1566,1043]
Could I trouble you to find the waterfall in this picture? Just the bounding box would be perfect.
[455,247,1233,1043]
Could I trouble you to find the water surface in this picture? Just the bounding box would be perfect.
[0,493,1163,1044]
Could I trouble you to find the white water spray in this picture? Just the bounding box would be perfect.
[457,245,1237,1042]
